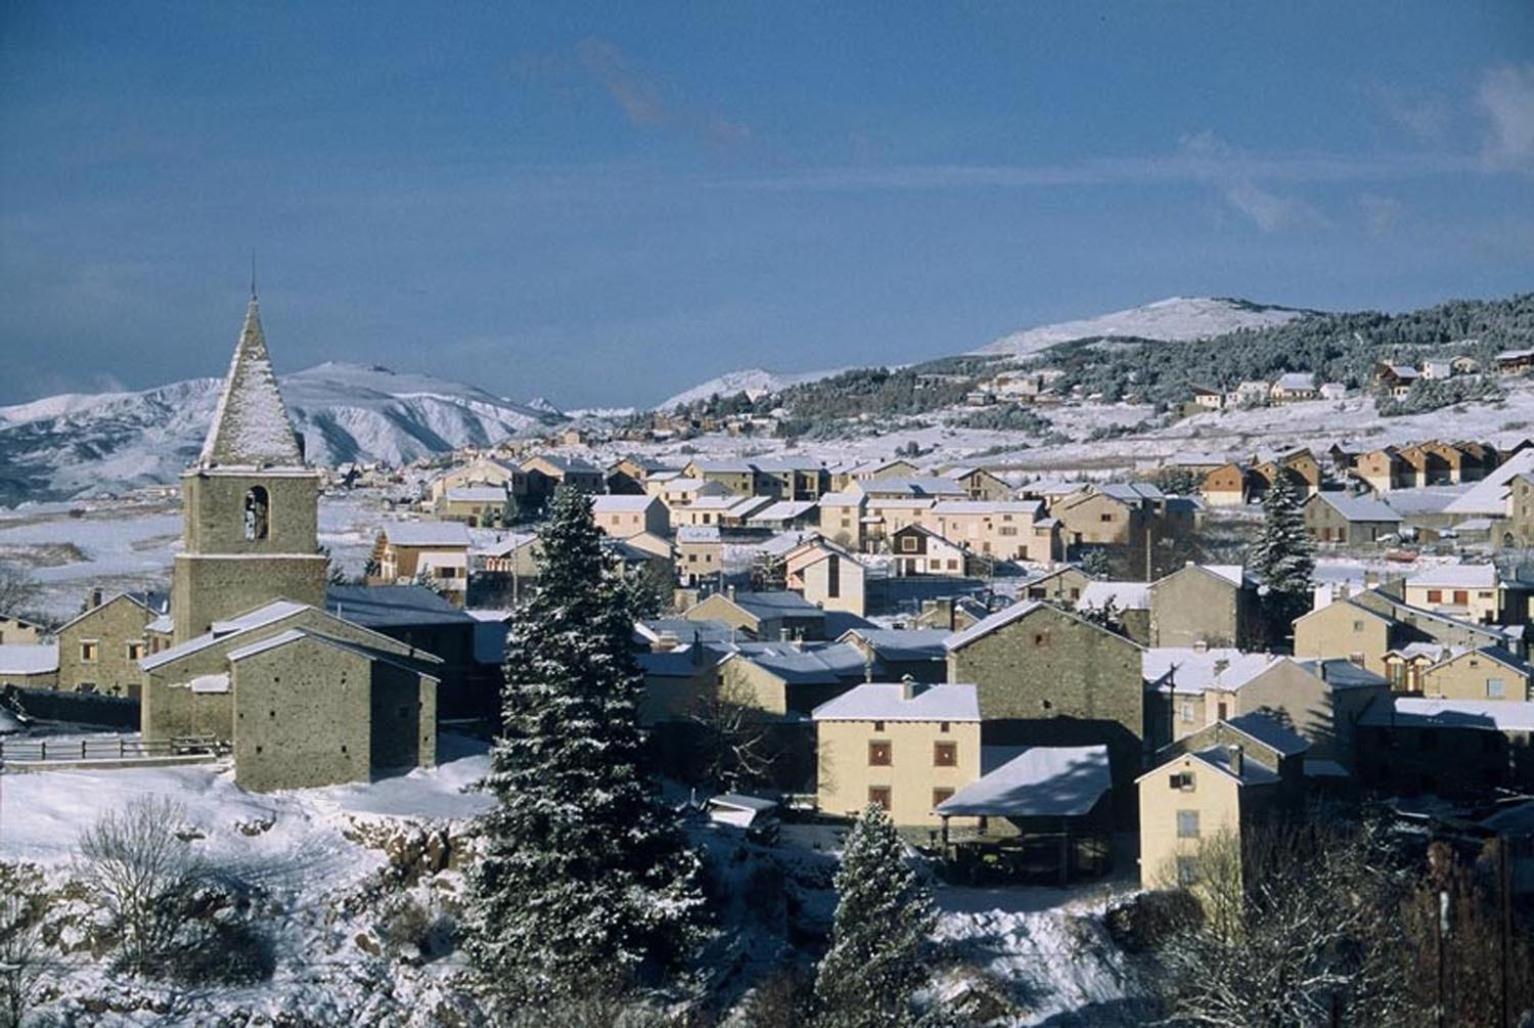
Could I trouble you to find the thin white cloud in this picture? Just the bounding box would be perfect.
[1375,86,1451,143]
[1358,192,1404,236]
[572,37,751,151]
[1478,64,1534,171]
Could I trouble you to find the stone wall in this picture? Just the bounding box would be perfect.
[58,595,154,697]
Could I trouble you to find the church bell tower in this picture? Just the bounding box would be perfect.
[171,293,328,642]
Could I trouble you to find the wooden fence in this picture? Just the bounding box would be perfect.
[0,735,222,763]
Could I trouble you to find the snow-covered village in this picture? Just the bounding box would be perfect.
[3,5,1534,1027]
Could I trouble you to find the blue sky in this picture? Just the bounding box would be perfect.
[2,2,1532,408]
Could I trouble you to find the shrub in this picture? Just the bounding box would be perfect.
[1104,890,1203,953]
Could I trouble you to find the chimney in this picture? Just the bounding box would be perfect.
[89,588,103,609]
[1317,660,1328,682]
[864,652,875,683]
[690,629,704,666]
[780,627,792,643]
[1229,744,1245,778]
[1192,639,1208,654]
[901,674,920,701]
[727,584,737,601]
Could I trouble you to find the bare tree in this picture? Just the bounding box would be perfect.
[0,562,40,621]
[1152,815,1414,1027]
[75,797,206,977]
[688,674,777,790]
[0,885,44,1028]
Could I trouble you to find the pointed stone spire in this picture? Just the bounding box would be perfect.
[198,297,306,468]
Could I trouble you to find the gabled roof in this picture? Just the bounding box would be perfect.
[141,600,310,670]
[677,525,722,544]
[380,521,473,548]
[1445,448,1534,515]
[1144,649,1281,692]
[1360,696,1534,732]
[836,628,948,662]
[53,590,169,634]
[1226,711,1311,756]
[1309,491,1400,523]
[729,641,869,685]
[199,298,306,468]
[0,643,58,676]
[935,744,1110,818]
[944,600,1045,651]
[592,494,660,513]
[444,486,510,503]
[227,627,440,679]
[1405,563,1500,590]
[812,681,980,721]
[325,585,474,629]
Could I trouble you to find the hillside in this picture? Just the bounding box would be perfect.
[657,366,846,410]
[0,363,564,504]
[974,297,1317,358]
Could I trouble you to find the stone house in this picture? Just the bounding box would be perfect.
[684,589,827,642]
[682,458,757,497]
[675,525,723,587]
[813,681,982,828]
[1421,646,1533,702]
[717,641,870,717]
[56,591,167,697]
[1020,565,1092,604]
[0,615,43,645]
[816,491,868,551]
[944,601,1147,793]
[227,628,437,793]
[1201,462,1260,507]
[592,494,669,540]
[1137,714,1309,890]
[519,454,605,505]
[1357,697,1534,797]
[929,500,1061,565]
[370,522,473,605]
[1402,563,1502,624]
[1148,563,1263,650]
[1303,491,1401,545]
[836,628,948,684]
[427,455,526,506]
[783,536,867,617]
[1353,447,1406,492]
[652,475,731,508]
[435,486,512,528]
[0,644,58,690]
[1269,372,1319,403]
[942,467,1012,502]
[890,524,970,577]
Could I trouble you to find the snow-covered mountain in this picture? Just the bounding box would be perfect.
[657,367,846,410]
[0,362,564,503]
[973,297,1317,358]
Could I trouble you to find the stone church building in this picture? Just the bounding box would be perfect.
[137,294,440,791]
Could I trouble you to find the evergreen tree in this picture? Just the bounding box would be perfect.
[464,485,706,1006]
[815,804,937,1028]
[1248,474,1315,635]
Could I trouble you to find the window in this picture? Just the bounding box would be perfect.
[932,787,954,808]
[1169,771,1195,792]
[1487,678,1506,699]
[1176,810,1200,838]
[867,786,891,810]
[1352,620,1365,632]
[933,741,957,767]
[947,559,959,571]
[1179,700,1196,724]
[1100,513,1114,522]
[868,740,892,766]
[901,536,919,553]
[1427,589,1443,603]
[125,641,145,661]
[939,721,950,733]
[873,720,885,732]
[243,485,270,541]
[1176,857,1199,886]
[827,555,840,599]
[1453,590,1469,606]
[1034,632,1049,647]
[80,640,98,663]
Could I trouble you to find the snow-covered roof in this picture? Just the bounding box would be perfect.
[1097,482,1164,503]
[677,525,722,544]
[944,600,1045,652]
[143,600,310,670]
[1226,711,1311,757]
[592,494,657,513]
[1360,697,1534,732]
[812,681,980,722]
[1272,372,1317,391]
[227,627,439,678]
[199,298,307,468]
[0,643,58,676]
[930,500,1042,517]
[326,585,474,628]
[1143,649,1280,692]
[935,745,1111,818]
[1293,659,1390,690]
[1405,563,1499,590]
[748,500,819,523]
[817,491,867,506]
[444,486,509,503]
[1311,492,1400,523]
[836,628,949,662]
[1079,580,1150,611]
[1445,448,1534,515]
[382,521,473,547]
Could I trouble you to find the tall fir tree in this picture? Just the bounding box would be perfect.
[815,803,938,1028]
[1248,473,1315,634]
[464,485,705,1005]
